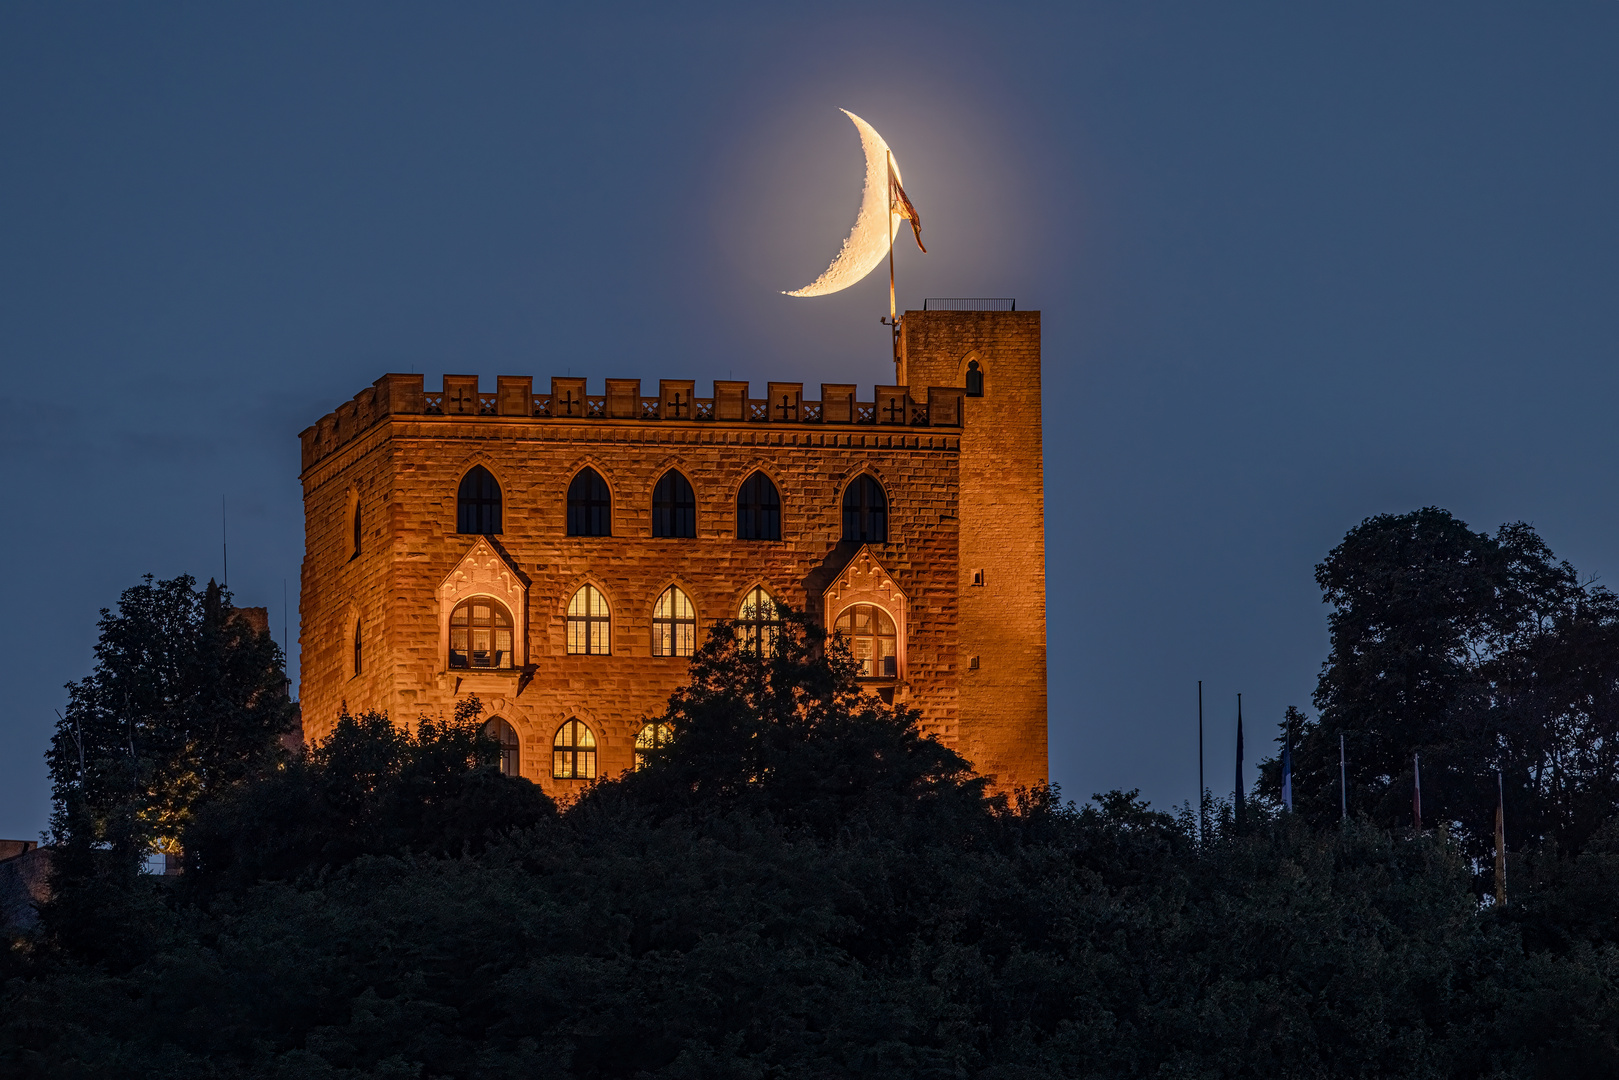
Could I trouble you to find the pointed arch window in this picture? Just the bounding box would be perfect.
[652,470,696,538]
[567,585,611,655]
[841,475,888,544]
[833,603,898,679]
[484,716,521,777]
[352,617,362,677]
[457,466,502,535]
[737,586,783,656]
[567,468,611,537]
[652,585,697,657]
[450,597,514,670]
[635,722,672,770]
[553,718,597,779]
[736,471,781,540]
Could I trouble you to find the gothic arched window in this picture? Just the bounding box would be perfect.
[965,359,984,397]
[567,468,612,537]
[652,585,697,657]
[652,470,696,538]
[841,475,888,544]
[736,471,781,541]
[484,716,520,777]
[635,722,672,770]
[567,585,611,655]
[449,597,514,670]
[833,603,898,679]
[737,586,783,656]
[457,466,502,535]
[352,617,362,677]
[553,718,597,780]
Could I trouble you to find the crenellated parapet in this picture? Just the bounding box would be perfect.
[300,373,966,472]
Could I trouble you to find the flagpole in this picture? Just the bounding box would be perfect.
[1197,680,1205,842]
[1234,693,1244,831]
[1412,752,1422,833]
[886,149,898,367]
[1339,733,1347,821]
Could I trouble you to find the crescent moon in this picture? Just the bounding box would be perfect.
[783,109,906,298]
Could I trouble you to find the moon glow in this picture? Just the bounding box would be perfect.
[784,109,906,298]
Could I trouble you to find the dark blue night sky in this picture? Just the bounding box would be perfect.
[3,3,1616,838]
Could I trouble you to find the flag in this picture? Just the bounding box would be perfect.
[1495,770,1507,906]
[890,162,926,253]
[1281,725,1293,812]
[1412,752,1422,832]
[1234,695,1245,827]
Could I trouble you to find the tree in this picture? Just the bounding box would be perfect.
[596,606,989,839]
[1269,509,1619,875]
[46,575,294,854]
[181,696,555,895]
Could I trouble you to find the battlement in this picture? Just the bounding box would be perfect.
[300,374,966,472]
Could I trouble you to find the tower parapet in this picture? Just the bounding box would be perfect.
[301,375,966,472]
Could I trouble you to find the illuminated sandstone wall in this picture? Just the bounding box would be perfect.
[298,380,964,801]
[899,310,1048,790]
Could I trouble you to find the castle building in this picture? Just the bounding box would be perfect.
[297,308,1046,798]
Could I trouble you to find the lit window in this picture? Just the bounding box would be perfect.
[652,470,696,538]
[484,716,520,777]
[737,586,782,656]
[834,604,898,678]
[449,597,514,670]
[553,718,597,779]
[352,617,362,676]
[457,466,502,535]
[736,471,781,540]
[568,468,611,537]
[567,585,611,655]
[652,585,697,657]
[841,475,887,543]
[635,722,672,769]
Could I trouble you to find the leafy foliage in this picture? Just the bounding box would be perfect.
[1262,509,1619,878]
[12,554,1619,1076]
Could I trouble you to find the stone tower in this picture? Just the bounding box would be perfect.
[899,310,1047,788]
[297,308,1046,800]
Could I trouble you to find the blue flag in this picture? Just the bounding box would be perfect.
[1234,695,1245,826]
[1281,738,1293,811]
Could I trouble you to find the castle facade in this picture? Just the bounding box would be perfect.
[297,309,1046,798]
